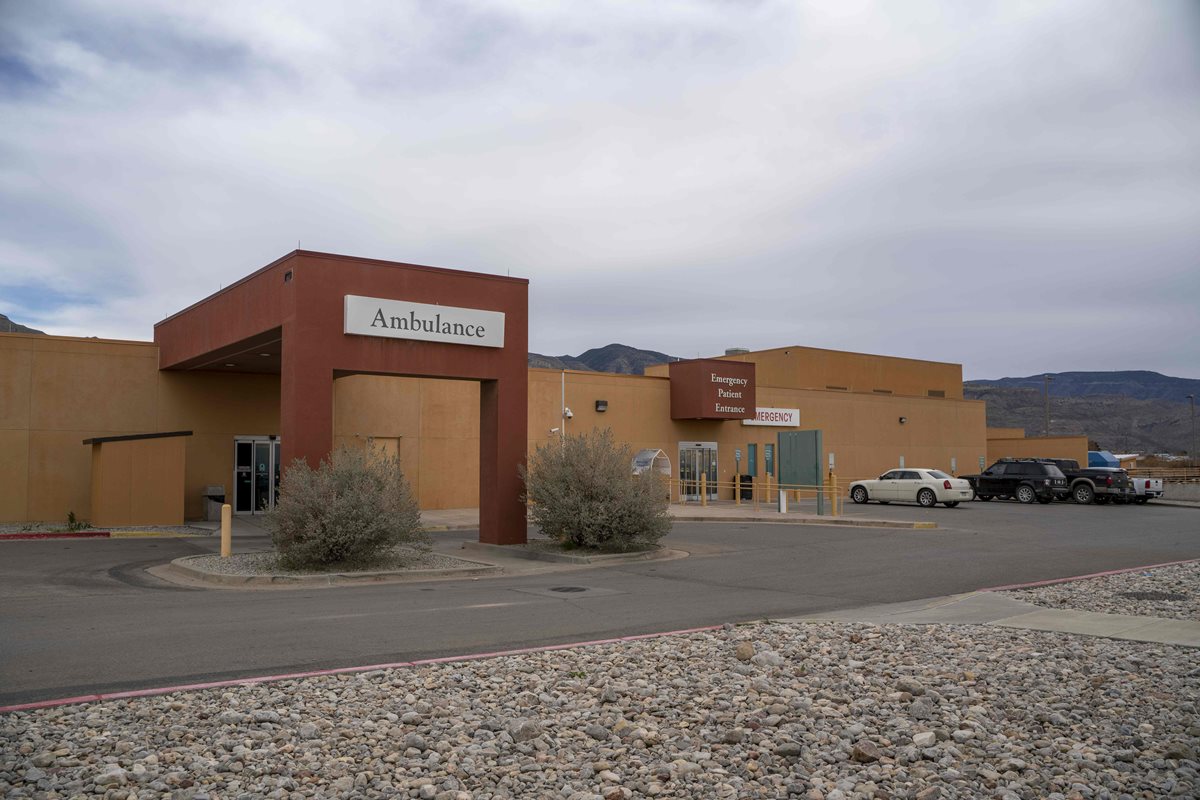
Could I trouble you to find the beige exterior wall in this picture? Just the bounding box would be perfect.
[986,427,1027,440]
[0,333,278,524]
[1,332,989,521]
[534,368,986,498]
[645,345,964,400]
[89,436,187,527]
[986,434,1089,466]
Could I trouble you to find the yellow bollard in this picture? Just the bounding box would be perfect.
[700,473,707,507]
[735,474,741,506]
[221,503,232,558]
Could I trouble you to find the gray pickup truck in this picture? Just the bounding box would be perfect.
[1041,459,1136,504]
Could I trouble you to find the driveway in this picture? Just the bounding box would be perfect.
[1,501,1197,705]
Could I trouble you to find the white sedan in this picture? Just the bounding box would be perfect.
[849,469,975,508]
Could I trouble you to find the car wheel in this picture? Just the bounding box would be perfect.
[977,494,992,502]
[944,501,959,508]
[1016,484,1036,504]
[850,486,869,504]
[1072,484,1094,505]
[917,488,937,508]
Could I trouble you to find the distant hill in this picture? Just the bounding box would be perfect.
[968,371,1200,403]
[965,370,1197,455]
[0,313,43,334]
[528,343,679,375]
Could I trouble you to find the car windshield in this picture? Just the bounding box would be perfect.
[927,470,952,479]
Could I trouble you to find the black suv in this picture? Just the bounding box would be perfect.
[962,459,1068,504]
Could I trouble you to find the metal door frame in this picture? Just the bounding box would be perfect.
[233,435,281,515]
[678,441,718,502]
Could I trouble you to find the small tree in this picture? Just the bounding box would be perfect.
[269,444,426,570]
[521,428,671,552]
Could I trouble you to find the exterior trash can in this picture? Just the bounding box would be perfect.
[739,475,753,500]
[202,485,226,521]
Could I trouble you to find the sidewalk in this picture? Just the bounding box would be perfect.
[782,591,1200,647]
[420,503,935,531]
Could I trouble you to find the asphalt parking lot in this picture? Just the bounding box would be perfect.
[1,500,1196,705]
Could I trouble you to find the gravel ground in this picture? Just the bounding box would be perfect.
[0,522,209,535]
[1004,561,1200,621]
[184,549,481,576]
[3,622,1197,800]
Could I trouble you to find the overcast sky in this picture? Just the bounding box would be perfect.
[2,1,1198,380]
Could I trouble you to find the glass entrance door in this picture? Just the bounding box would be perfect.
[678,442,718,502]
[234,437,280,514]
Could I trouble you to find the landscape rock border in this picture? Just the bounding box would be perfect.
[160,552,501,588]
[460,542,688,565]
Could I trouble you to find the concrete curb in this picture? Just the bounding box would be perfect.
[163,553,502,588]
[1148,500,1200,510]
[0,531,111,540]
[669,514,938,530]
[460,542,686,565]
[0,624,724,714]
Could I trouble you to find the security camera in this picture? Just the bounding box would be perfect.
[564,407,574,419]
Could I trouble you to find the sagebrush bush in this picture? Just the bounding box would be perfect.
[521,428,671,552]
[268,444,426,569]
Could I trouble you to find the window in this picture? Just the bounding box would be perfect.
[927,470,952,479]
[873,388,893,394]
[747,443,758,477]
[764,444,774,476]
[900,471,921,480]
[825,385,848,391]
[927,389,945,398]
[880,471,901,480]
[986,464,1006,475]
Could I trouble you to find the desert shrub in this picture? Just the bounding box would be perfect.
[268,444,426,569]
[521,428,671,552]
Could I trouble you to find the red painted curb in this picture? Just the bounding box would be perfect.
[978,557,1200,592]
[0,531,111,540]
[0,625,723,714]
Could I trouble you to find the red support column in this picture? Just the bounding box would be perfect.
[280,340,334,472]
[480,377,528,545]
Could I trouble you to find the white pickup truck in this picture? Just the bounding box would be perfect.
[1130,476,1164,503]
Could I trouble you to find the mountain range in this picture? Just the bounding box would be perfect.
[966,371,1200,403]
[528,343,679,375]
[0,313,43,334]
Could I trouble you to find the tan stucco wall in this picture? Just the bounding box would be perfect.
[90,436,187,526]
[986,427,1027,440]
[531,368,986,497]
[0,333,278,524]
[986,435,1089,466]
[2,332,989,520]
[332,375,481,509]
[645,345,964,400]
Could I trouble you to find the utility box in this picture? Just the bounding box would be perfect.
[738,475,753,500]
[202,485,226,521]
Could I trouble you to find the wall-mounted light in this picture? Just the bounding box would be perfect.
[563,407,573,419]
[899,416,908,424]
[225,362,237,367]
[595,400,608,412]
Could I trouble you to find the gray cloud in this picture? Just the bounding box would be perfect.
[0,0,1197,379]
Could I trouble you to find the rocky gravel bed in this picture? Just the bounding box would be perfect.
[0,522,209,535]
[3,622,1198,799]
[184,549,479,576]
[1005,561,1200,621]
